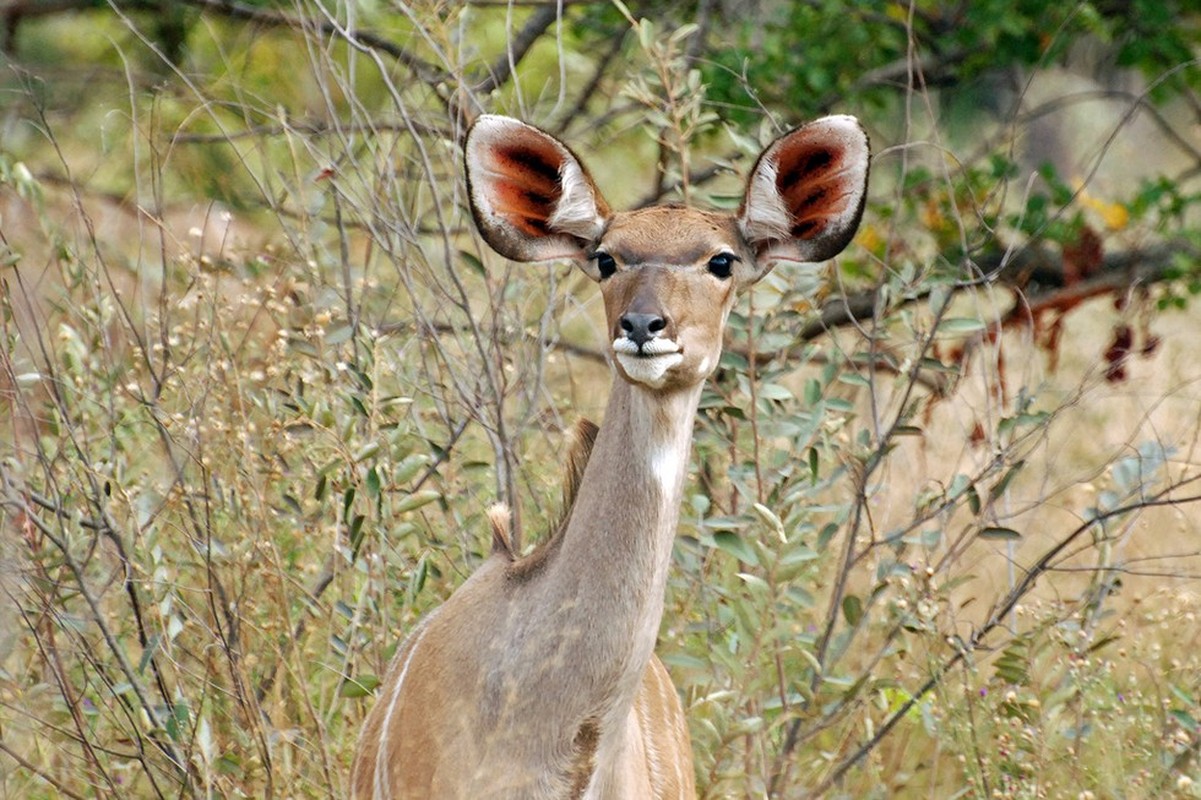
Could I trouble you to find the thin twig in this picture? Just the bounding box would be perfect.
[0,740,90,800]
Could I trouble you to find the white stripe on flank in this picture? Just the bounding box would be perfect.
[374,612,438,800]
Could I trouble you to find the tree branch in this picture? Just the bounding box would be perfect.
[798,238,1199,342]
[476,4,561,95]
[181,0,452,88]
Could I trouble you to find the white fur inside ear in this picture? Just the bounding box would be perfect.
[465,115,520,221]
[465,114,610,263]
[739,114,870,268]
[740,156,791,244]
[549,158,605,241]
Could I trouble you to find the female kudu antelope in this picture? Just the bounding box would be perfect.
[351,113,869,799]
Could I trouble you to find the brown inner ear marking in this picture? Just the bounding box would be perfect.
[777,145,837,188]
[494,143,564,237]
[774,141,854,240]
[786,186,830,212]
[791,219,823,238]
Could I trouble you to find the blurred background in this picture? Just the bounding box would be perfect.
[1,1,1199,797]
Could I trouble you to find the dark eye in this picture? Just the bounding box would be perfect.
[707,252,737,279]
[594,252,617,280]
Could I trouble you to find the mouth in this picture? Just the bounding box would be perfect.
[612,337,684,387]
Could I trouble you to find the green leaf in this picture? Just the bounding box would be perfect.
[967,484,981,515]
[842,594,863,626]
[408,554,429,603]
[804,378,821,406]
[817,522,839,550]
[786,585,815,608]
[989,460,1026,500]
[995,657,1029,685]
[737,572,769,591]
[1086,634,1122,654]
[758,383,794,401]
[752,502,787,543]
[395,490,441,513]
[660,652,708,670]
[349,514,367,553]
[394,453,431,484]
[713,531,759,565]
[138,634,162,675]
[780,545,819,565]
[166,700,190,742]
[1170,685,1197,707]
[939,317,987,334]
[669,22,699,42]
[928,285,949,316]
[637,18,655,49]
[705,515,749,530]
[1170,709,1198,732]
[365,466,381,499]
[353,442,381,463]
[979,526,1022,541]
[340,674,382,698]
[948,473,972,500]
[325,324,355,345]
[459,249,486,277]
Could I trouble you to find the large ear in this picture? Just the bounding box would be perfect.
[464,115,610,263]
[738,115,870,275]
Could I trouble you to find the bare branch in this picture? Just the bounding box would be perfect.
[181,0,452,88]
[795,238,1200,342]
[475,4,561,95]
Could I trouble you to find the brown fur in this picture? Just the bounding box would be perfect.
[351,113,868,800]
[567,717,601,799]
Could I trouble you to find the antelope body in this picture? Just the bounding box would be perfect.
[351,113,869,799]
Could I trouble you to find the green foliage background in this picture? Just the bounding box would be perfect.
[1,1,1200,798]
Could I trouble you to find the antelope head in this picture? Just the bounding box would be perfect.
[465,115,870,393]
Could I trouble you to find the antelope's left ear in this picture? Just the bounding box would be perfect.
[738,115,870,279]
[464,115,610,264]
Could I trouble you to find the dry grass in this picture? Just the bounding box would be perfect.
[1,4,1199,799]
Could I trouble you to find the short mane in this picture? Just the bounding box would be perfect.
[505,418,599,580]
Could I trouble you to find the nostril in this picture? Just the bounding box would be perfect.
[619,312,667,346]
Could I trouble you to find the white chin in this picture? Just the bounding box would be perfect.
[615,352,684,389]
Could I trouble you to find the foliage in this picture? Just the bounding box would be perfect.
[1,1,1200,798]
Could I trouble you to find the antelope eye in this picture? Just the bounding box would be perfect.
[593,252,617,280]
[707,252,737,279]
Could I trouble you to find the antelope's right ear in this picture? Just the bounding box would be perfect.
[465,115,610,264]
[738,115,870,278]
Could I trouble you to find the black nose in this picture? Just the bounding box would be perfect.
[620,313,668,347]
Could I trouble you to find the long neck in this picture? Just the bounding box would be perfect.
[538,378,701,708]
